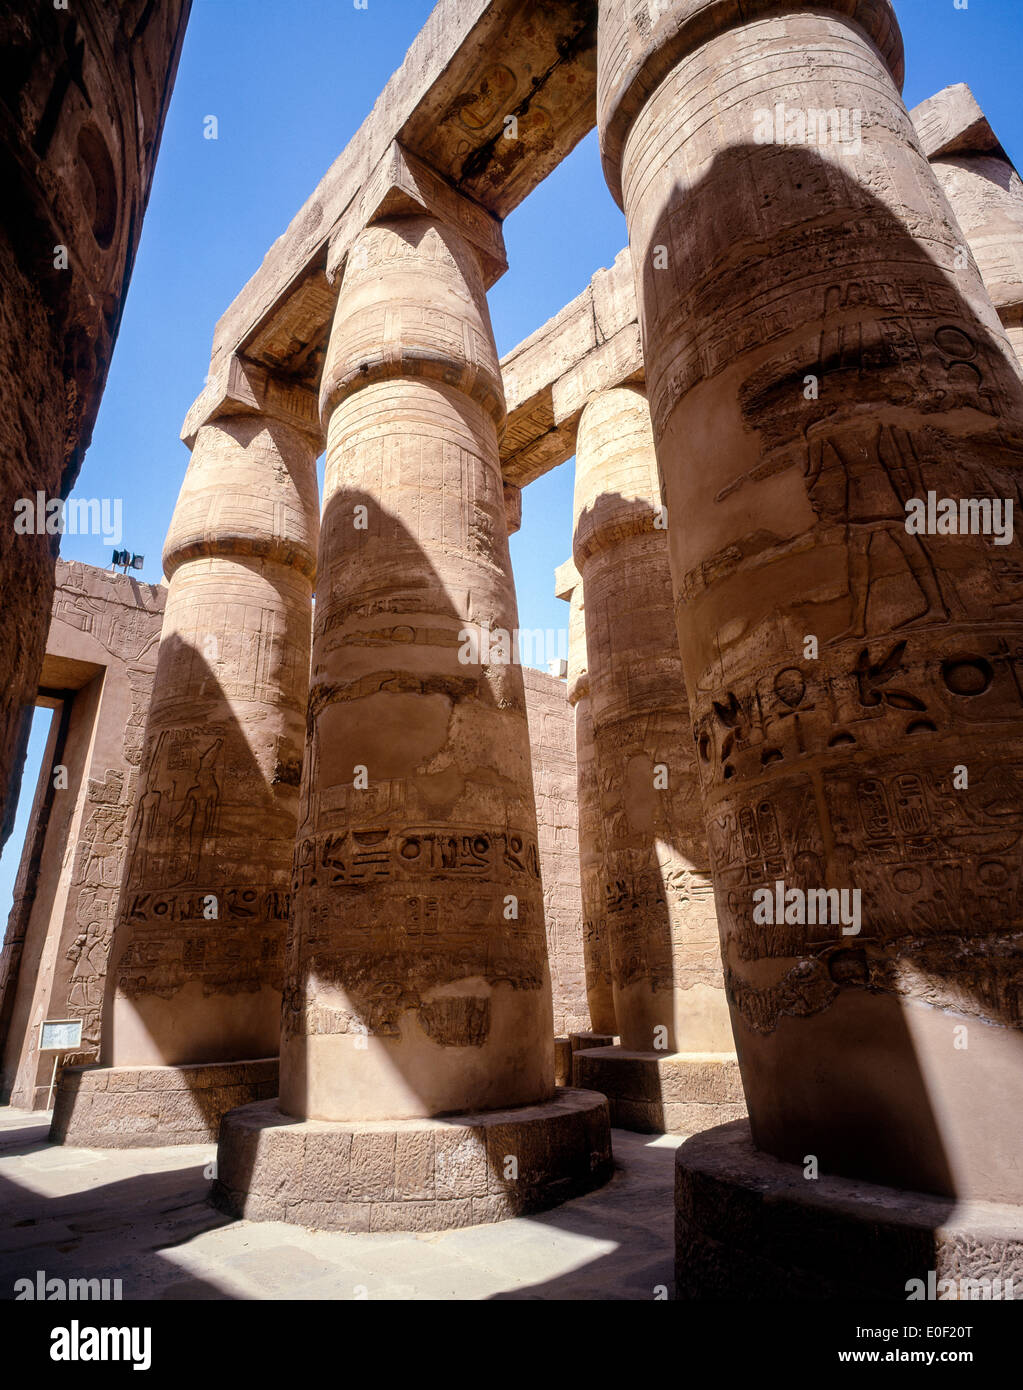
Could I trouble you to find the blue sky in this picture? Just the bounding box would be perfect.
[3,0,1022,911]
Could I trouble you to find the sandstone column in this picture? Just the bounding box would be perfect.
[521,665,591,1049]
[911,84,1023,371]
[214,168,610,1230]
[556,560,616,1036]
[598,0,1023,1288]
[52,392,319,1146]
[570,384,743,1132]
[281,211,553,1121]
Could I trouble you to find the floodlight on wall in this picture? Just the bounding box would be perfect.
[111,550,144,573]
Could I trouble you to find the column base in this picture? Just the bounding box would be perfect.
[675,1121,1023,1299]
[569,1031,615,1052]
[573,1046,746,1134]
[212,1088,613,1233]
[49,1058,279,1148]
[554,1036,572,1086]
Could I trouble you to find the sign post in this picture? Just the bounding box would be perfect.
[38,1019,83,1111]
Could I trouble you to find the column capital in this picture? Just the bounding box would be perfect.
[319,211,505,428]
[164,414,320,583]
[572,384,662,569]
[181,353,323,452]
[597,0,905,208]
[326,141,507,289]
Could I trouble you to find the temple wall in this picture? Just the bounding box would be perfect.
[0,561,165,1108]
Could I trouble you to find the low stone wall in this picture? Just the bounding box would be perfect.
[49,1058,278,1147]
[574,1048,745,1134]
[675,1121,1023,1300]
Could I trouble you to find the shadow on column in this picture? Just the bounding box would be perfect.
[53,597,296,1145]
[213,456,610,1226]
[635,141,1023,1220]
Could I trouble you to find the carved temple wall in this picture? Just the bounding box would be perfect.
[0,561,165,1108]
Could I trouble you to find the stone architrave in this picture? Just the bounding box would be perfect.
[911,84,1023,370]
[51,399,320,1147]
[597,0,1023,1282]
[556,560,617,1036]
[214,191,611,1231]
[571,384,743,1132]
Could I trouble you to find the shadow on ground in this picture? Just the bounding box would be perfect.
[0,1107,233,1300]
[0,1108,677,1300]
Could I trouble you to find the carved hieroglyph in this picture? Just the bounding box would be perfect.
[573,385,732,1053]
[104,415,319,1066]
[562,567,617,1035]
[598,0,1023,1199]
[281,213,553,1122]
[0,562,164,1106]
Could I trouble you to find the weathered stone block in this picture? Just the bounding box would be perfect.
[675,1121,1023,1300]
[370,1199,474,1234]
[394,1130,435,1200]
[287,1201,372,1233]
[554,1036,573,1087]
[301,1129,353,1201]
[574,1048,746,1135]
[215,1092,612,1233]
[434,1126,488,1200]
[349,1131,397,1202]
[51,1058,281,1147]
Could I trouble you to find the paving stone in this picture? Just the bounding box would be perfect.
[0,1110,677,1300]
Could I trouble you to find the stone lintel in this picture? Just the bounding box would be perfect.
[554,556,580,603]
[552,322,644,427]
[181,354,322,451]
[910,82,1006,162]
[205,0,596,384]
[675,1121,1023,1300]
[327,142,507,288]
[213,1089,613,1232]
[500,248,641,488]
[574,1047,746,1136]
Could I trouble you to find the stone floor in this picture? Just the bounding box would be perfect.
[0,1106,676,1300]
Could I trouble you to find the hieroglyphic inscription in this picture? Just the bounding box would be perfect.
[284,822,544,1042]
